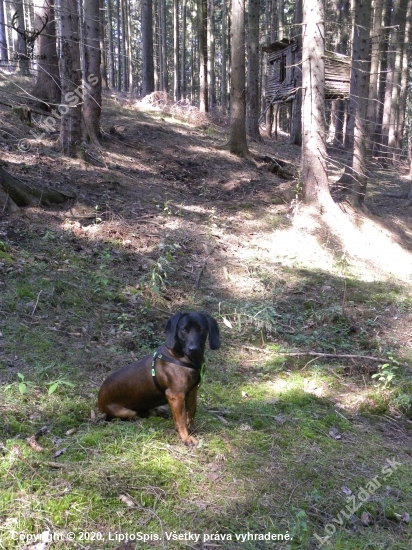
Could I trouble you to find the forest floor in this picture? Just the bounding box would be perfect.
[1,79,412,550]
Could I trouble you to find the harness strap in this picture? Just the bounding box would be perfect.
[151,347,205,393]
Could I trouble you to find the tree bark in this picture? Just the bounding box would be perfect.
[160,0,168,91]
[388,0,408,161]
[301,0,330,206]
[58,0,82,157]
[198,0,208,111]
[173,0,179,101]
[246,0,262,141]
[99,0,109,89]
[221,0,228,107]
[0,0,8,61]
[83,0,102,145]
[207,0,216,108]
[141,0,154,96]
[107,0,115,88]
[11,0,29,75]
[289,0,302,145]
[350,0,372,206]
[181,0,186,97]
[395,0,412,161]
[381,0,403,164]
[228,0,249,157]
[366,0,383,153]
[31,0,61,106]
[372,0,392,158]
[116,0,121,90]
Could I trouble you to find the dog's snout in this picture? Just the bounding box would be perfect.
[188,344,199,352]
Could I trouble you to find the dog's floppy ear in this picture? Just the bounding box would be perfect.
[205,314,221,350]
[165,313,184,349]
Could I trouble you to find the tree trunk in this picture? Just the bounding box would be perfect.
[99,0,109,89]
[173,0,179,101]
[350,0,372,207]
[107,0,115,88]
[301,0,330,206]
[367,0,383,153]
[289,0,302,145]
[58,0,82,157]
[373,0,392,158]
[11,0,29,75]
[395,0,412,161]
[126,0,132,91]
[0,0,8,61]
[228,0,249,157]
[207,0,216,109]
[388,0,408,161]
[153,0,159,91]
[31,0,61,106]
[381,0,402,164]
[246,0,262,141]
[160,0,168,91]
[141,0,154,96]
[116,0,121,90]
[121,0,128,90]
[221,0,228,107]
[198,0,208,111]
[277,0,284,40]
[181,0,186,98]
[83,0,102,145]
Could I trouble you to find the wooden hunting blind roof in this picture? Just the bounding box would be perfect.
[263,40,351,104]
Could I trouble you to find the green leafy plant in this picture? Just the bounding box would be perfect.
[0,240,10,252]
[47,378,75,395]
[372,356,401,388]
[4,372,35,394]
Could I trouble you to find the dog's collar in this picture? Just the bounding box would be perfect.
[151,347,205,393]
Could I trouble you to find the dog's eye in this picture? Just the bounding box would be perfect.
[180,327,187,334]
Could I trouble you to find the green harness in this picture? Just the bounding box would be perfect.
[151,347,205,393]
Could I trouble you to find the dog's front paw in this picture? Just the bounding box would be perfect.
[183,435,198,446]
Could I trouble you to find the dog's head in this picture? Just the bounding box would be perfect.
[165,312,221,365]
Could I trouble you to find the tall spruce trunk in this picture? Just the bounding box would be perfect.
[11,0,29,75]
[121,0,128,90]
[160,0,168,91]
[350,0,372,206]
[246,0,262,141]
[221,0,228,107]
[31,0,61,105]
[367,0,383,153]
[107,0,115,87]
[0,0,8,61]
[228,0,249,157]
[116,0,121,90]
[301,0,330,206]
[395,0,412,161]
[173,0,179,100]
[181,0,187,97]
[198,0,208,111]
[58,0,82,157]
[99,0,109,89]
[381,0,402,164]
[83,0,102,145]
[141,0,154,96]
[289,0,302,145]
[207,0,216,108]
[388,0,408,160]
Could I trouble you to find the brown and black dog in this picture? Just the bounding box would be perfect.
[98,312,221,445]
